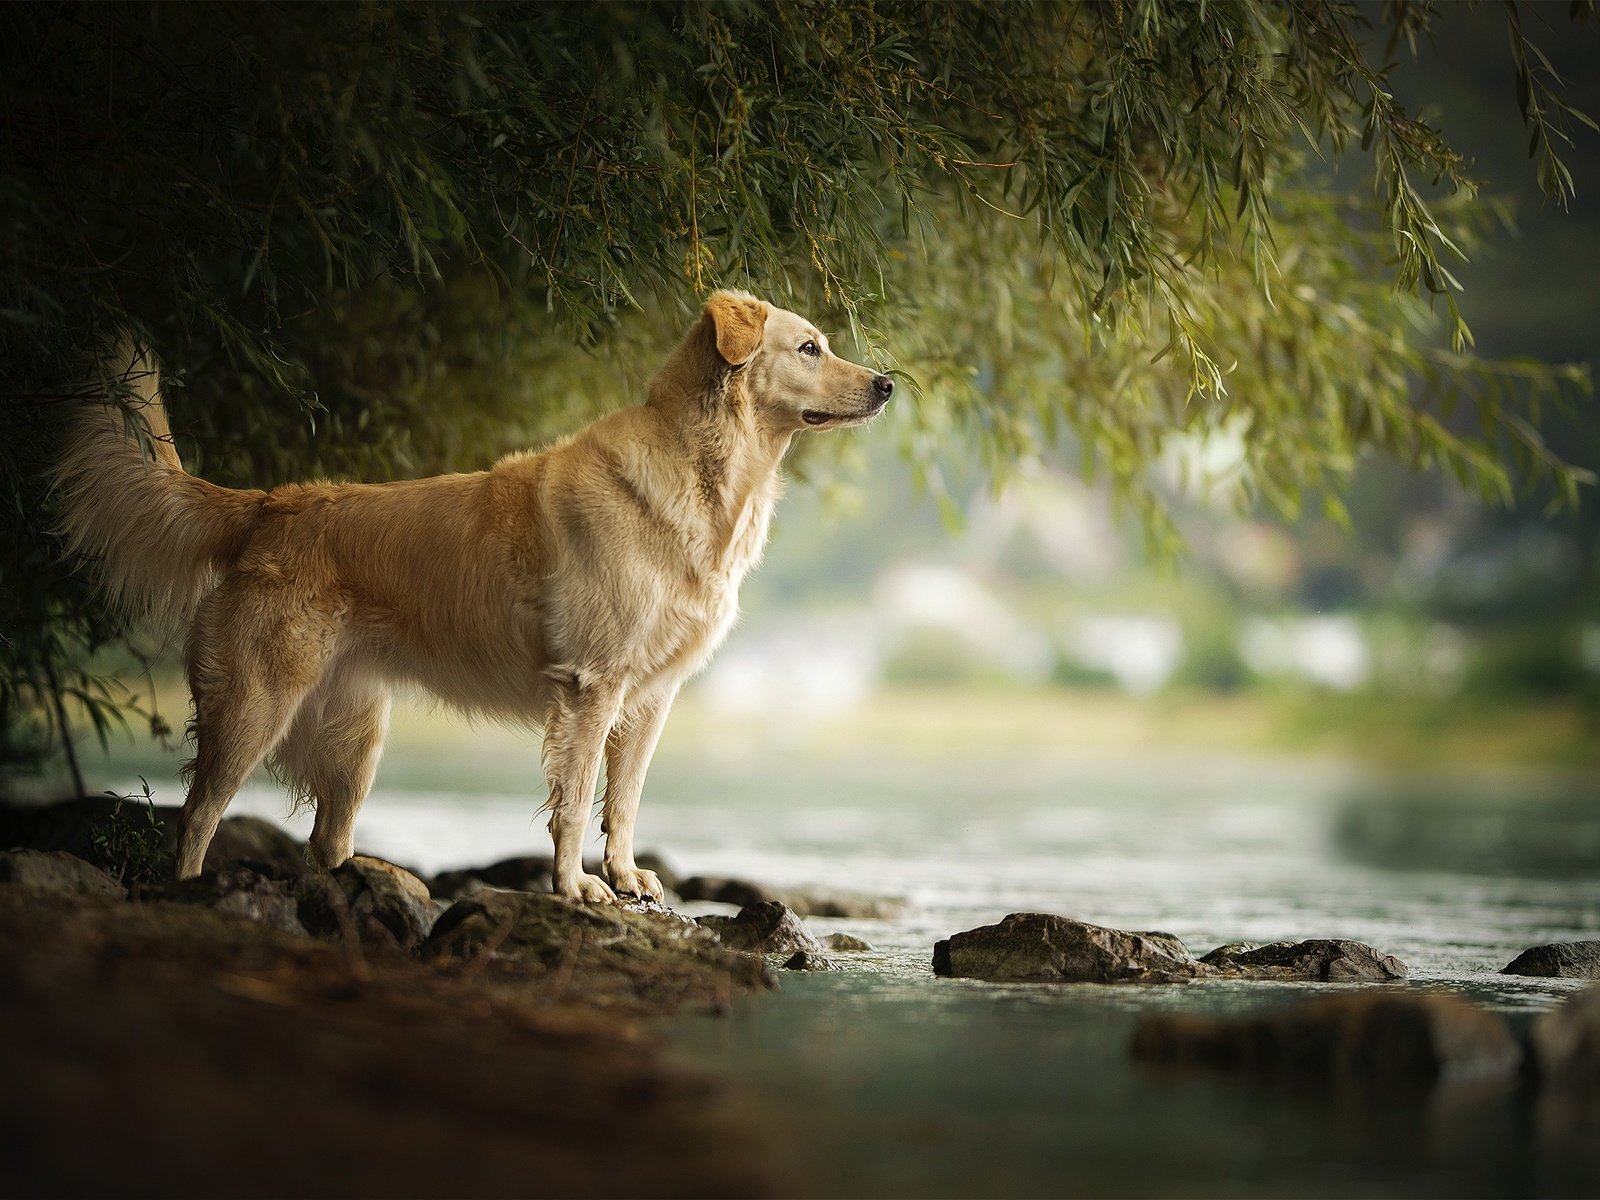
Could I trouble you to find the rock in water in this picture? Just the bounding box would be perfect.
[932,913,1202,983]
[1531,982,1600,1082]
[1201,939,1409,982]
[0,849,126,899]
[823,932,875,953]
[697,900,824,956]
[782,951,842,971]
[1131,993,1522,1083]
[1501,941,1600,980]
[298,857,442,953]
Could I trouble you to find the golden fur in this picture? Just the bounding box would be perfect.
[56,292,893,900]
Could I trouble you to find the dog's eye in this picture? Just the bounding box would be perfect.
[799,340,821,358]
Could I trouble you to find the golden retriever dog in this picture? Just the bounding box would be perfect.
[56,291,893,901]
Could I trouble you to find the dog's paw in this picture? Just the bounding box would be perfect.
[607,865,665,903]
[556,872,618,904]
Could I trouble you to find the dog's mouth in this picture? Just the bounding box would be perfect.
[802,397,889,428]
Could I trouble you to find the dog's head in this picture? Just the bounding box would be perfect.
[698,290,894,431]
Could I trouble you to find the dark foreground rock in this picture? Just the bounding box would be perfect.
[678,875,906,919]
[1532,982,1600,1083]
[423,889,774,1009]
[933,913,1201,983]
[1201,939,1409,982]
[1502,941,1600,980]
[0,886,782,1198]
[0,848,126,898]
[1131,993,1522,1083]
[933,913,1410,984]
[697,900,825,958]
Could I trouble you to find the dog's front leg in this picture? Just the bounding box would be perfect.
[542,670,625,903]
[600,689,678,902]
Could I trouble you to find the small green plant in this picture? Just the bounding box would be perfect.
[88,780,172,886]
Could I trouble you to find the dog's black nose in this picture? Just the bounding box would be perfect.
[873,374,895,399]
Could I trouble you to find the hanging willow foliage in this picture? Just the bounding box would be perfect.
[0,0,1594,774]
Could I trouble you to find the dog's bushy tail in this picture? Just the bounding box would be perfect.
[54,340,264,631]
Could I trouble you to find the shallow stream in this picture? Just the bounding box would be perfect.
[115,746,1600,1196]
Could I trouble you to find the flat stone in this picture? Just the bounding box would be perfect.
[1201,939,1409,982]
[933,913,1202,983]
[1502,941,1600,980]
[1131,992,1522,1083]
[0,849,125,899]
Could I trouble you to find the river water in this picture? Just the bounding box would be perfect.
[113,744,1600,1197]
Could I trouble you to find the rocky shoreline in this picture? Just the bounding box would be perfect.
[3,795,1597,1196]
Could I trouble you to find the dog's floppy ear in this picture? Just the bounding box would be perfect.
[704,290,768,367]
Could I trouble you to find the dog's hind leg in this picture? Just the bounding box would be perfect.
[273,679,391,872]
[175,593,332,879]
[541,668,625,903]
[599,688,677,901]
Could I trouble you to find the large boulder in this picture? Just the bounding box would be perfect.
[1502,941,1600,980]
[697,900,824,957]
[0,849,125,899]
[298,857,442,953]
[1201,939,1409,982]
[933,913,1202,983]
[421,889,772,1009]
[1131,992,1522,1083]
[678,875,904,919]
[1531,982,1600,1084]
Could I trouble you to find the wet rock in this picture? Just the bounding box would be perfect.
[698,901,824,957]
[1502,941,1600,980]
[150,861,307,937]
[676,875,904,918]
[823,932,875,952]
[298,857,443,954]
[0,849,126,899]
[421,889,771,1008]
[1131,992,1522,1083]
[1201,939,1409,982]
[783,951,842,971]
[1532,983,1600,1083]
[933,913,1202,983]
